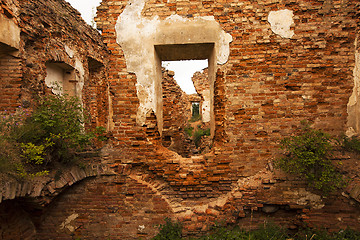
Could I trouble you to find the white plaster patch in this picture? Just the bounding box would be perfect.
[294,188,324,209]
[268,9,294,39]
[74,57,85,98]
[64,45,75,58]
[60,213,79,232]
[347,40,360,135]
[201,90,211,123]
[115,0,232,126]
[138,225,145,232]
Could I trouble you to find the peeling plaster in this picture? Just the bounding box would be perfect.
[115,0,232,126]
[44,46,85,99]
[201,90,211,123]
[347,39,360,136]
[64,45,75,58]
[60,213,79,232]
[0,13,20,49]
[268,9,294,39]
[74,57,85,98]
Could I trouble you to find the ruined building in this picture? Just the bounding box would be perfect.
[0,0,360,239]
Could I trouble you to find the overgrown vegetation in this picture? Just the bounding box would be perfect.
[276,121,345,193]
[190,103,201,122]
[151,219,360,240]
[193,127,210,148]
[0,94,104,178]
[340,135,360,153]
[184,126,194,137]
[184,124,210,148]
[153,218,182,240]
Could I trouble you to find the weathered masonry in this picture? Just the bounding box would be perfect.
[1,0,360,239]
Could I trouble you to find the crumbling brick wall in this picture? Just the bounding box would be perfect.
[16,0,109,128]
[0,0,110,238]
[192,68,211,125]
[0,53,22,111]
[0,0,21,112]
[34,175,173,239]
[94,0,360,235]
[162,68,194,157]
[1,0,360,239]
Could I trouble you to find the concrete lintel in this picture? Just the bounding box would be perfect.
[155,43,214,61]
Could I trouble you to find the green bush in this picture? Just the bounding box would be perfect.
[152,218,182,240]
[193,128,210,148]
[185,126,194,137]
[0,109,28,174]
[15,94,93,164]
[0,94,99,177]
[0,136,19,173]
[152,220,360,240]
[190,114,202,123]
[276,122,344,193]
[340,135,360,153]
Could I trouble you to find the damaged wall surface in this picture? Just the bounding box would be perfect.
[1,0,360,239]
[95,0,360,237]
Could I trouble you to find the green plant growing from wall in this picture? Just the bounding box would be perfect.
[340,135,360,153]
[0,94,102,178]
[184,126,194,137]
[152,218,182,240]
[193,127,210,148]
[14,94,94,164]
[276,121,345,193]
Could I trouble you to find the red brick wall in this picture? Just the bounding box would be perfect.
[34,176,173,240]
[17,0,109,129]
[0,200,36,240]
[94,0,360,234]
[0,0,359,238]
[162,69,194,157]
[0,53,21,112]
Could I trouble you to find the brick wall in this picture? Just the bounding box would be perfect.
[94,0,360,235]
[0,0,359,239]
[162,69,194,157]
[34,175,173,240]
[0,200,36,240]
[16,0,109,128]
[0,53,21,112]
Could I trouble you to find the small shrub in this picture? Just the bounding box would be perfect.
[0,137,19,173]
[151,219,360,240]
[16,94,94,164]
[185,126,194,137]
[190,114,202,123]
[0,94,101,177]
[276,121,344,193]
[152,218,182,240]
[197,225,248,240]
[340,135,360,153]
[193,128,210,148]
[94,126,108,142]
[250,222,289,240]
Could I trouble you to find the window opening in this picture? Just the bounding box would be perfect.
[191,102,200,119]
[162,60,207,94]
[45,62,77,96]
[161,58,211,157]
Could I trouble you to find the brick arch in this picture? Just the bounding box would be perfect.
[34,175,174,240]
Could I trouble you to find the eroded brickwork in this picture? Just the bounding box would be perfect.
[162,69,194,157]
[35,175,173,239]
[0,53,22,111]
[17,0,108,127]
[95,0,360,236]
[0,0,360,239]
